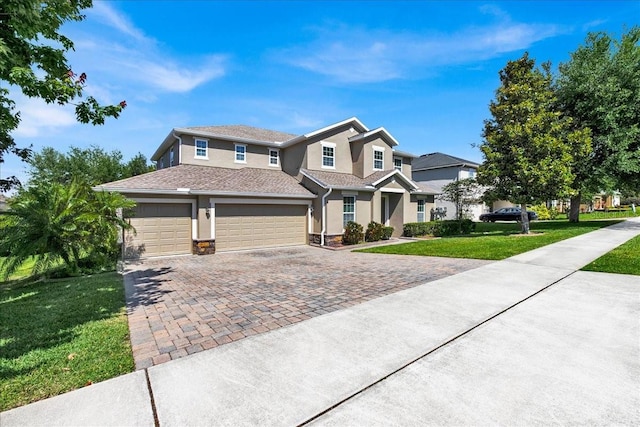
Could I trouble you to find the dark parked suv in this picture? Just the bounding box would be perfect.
[479,207,538,222]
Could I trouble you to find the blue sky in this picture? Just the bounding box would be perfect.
[3,1,638,186]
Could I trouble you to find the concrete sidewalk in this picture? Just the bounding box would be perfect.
[2,218,639,426]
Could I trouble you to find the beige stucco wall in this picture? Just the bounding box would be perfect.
[361,137,394,177]
[282,140,308,177]
[156,141,180,169]
[179,136,273,169]
[197,195,211,239]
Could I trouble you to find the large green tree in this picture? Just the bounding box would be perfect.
[438,178,483,221]
[478,53,591,233]
[0,179,134,279]
[556,27,640,222]
[27,146,154,186]
[1,0,126,191]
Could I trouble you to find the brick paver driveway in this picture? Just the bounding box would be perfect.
[124,246,490,369]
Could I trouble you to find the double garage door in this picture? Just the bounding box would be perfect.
[215,204,307,252]
[127,202,307,257]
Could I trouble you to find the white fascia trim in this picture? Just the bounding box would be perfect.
[348,127,399,147]
[321,141,337,148]
[129,197,197,240]
[380,188,406,193]
[210,197,311,205]
[391,149,418,158]
[370,170,419,190]
[304,117,369,139]
[151,129,179,161]
[191,190,315,199]
[95,188,194,195]
[300,170,328,189]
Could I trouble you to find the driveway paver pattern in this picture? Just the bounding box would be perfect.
[124,246,490,369]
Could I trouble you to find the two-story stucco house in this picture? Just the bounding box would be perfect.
[411,152,486,221]
[96,117,437,257]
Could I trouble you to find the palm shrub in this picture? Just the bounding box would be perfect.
[0,180,134,279]
[342,221,364,245]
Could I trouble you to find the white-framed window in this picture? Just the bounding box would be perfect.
[235,143,246,163]
[343,196,356,226]
[195,139,208,159]
[373,146,384,170]
[394,157,402,171]
[417,199,425,222]
[170,147,175,166]
[160,157,164,169]
[322,142,335,169]
[269,149,279,167]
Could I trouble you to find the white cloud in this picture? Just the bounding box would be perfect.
[12,93,77,138]
[279,15,564,83]
[69,3,227,97]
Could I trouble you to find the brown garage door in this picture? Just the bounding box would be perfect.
[126,203,192,258]
[216,204,307,251]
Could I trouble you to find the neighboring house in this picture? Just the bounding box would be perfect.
[0,194,7,212]
[411,152,486,220]
[95,117,437,257]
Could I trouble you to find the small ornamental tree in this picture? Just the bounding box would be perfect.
[1,0,126,191]
[478,53,591,234]
[438,178,483,221]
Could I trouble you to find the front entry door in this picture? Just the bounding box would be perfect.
[381,195,390,226]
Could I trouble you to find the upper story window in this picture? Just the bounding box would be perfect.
[417,199,425,222]
[322,142,335,169]
[394,157,402,171]
[195,139,208,159]
[373,146,384,171]
[160,157,164,169]
[269,149,279,167]
[170,147,175,166]
[235,143,246,163]
[343,196,355,227]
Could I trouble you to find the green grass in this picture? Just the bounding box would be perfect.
[0,273,134,411]
[582,234,640,275]
[358,220,621,260]
[0,257,38,281]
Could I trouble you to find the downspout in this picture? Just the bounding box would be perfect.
[173,132,182,165]
[321,187,333,246]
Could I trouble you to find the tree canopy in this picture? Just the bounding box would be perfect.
[438,178,483,221]
[556,27,640,221]
[0,0,126,191]
[478,53,591,233]
[27,146,155,187]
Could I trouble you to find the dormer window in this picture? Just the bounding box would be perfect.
[394,157,402,171]
[235,143,246,163]
[373,146,385,171]
[322,142,335,169]
[195,139,208,159]
[269,149,279,167]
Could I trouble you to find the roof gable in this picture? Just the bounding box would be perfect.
[413,152,480,171]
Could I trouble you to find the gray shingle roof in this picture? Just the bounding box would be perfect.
[300,169,432,192]
[95,165,315,197]
[185,125,297,143]
[413,152,480,171]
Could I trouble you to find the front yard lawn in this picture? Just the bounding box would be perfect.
[358,220,621,260]
[0,273,134,411]
[582,234,640,275]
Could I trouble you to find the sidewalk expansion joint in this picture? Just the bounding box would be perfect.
[297,270,578,426]
[144,368,160,427]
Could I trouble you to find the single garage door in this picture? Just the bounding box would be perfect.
[216,204,307,251]
[126,203,192,257]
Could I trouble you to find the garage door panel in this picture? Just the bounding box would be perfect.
[126,203,192,258]
[216,204,307,251]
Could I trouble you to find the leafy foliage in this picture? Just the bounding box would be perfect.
[381,226,394,240]
[27,146,154,186]
[0,180,135,279]
[0,0,126,191]
[556,27,640,221]
[478,53,591,233]
[365,221,384,242]
[402,220,475,237]
[438,178,483,220]
[342,221,364,245]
